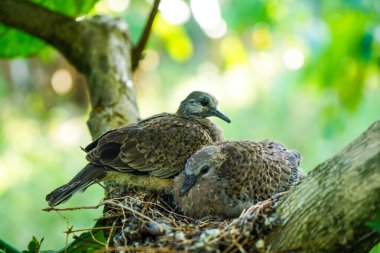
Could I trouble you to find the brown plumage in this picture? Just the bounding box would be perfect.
[46,91,231,207]
[173,140,304,218]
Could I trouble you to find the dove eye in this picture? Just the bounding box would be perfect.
[200,97,210,107]
[200,165,210,174]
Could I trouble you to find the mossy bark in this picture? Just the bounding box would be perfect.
[266,120,380,252]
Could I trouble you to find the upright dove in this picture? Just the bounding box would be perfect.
[46,91,231,207]
[173,140,304,218]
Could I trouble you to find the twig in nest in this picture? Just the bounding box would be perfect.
[102,199,165,233]
[42,204,101,212]
[93,246,187,253]
[107,220,118,248]
[124,195,195,221]
[64,226,120,234]
[90,229,107,247]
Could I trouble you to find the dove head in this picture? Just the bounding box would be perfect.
[180,145,227,196]
[176,91,231,123]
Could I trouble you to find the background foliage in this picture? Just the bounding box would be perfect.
[0,0,379,251]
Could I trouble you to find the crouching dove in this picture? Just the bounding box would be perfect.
[46,91,231,207]
[173,140,304,217]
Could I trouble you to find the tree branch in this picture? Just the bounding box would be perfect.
[132,0,161,71]
[0,239,20,253]
[0,0,82,64]
[266,120,380,252]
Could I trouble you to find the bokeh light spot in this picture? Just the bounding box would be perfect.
[220,36,247,67]
[75,15,87,21]
[283,48,305,70]
[159,0,190,25]
[374,25,380,43]
[223,67,252,106]
[51,69,73,95]
[251,52,276,75]
[52,120,82,146]
[252,25,272,50]
[108,0,130,12]
[190,0,226,38]
[140,50,160,72]
[205,19,227,39]
[167,35,193,62]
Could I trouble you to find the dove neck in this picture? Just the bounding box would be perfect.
[176,103,201,119]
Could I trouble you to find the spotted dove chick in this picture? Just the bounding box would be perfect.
[173,140,304,218]
[46,91,231,207]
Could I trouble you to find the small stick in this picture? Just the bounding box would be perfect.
[42,204,101,212]
[132,0,161,70]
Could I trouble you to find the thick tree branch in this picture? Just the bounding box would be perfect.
[0,0,75,40]
[0,0,140,137]
[266,120,380,252]
[0,0,83,66]
[0,239,19,253]
[132,0,161,71]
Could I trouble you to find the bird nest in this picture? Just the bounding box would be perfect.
[45,189,284,252]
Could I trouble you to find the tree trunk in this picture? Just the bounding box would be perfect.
[266,120,380,252]
[0,0,140,137]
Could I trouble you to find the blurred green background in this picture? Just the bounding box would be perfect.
[0,0,379,250]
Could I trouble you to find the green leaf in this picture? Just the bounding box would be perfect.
[31,0,98,17]
[367,212,380,233]
[22,237,43,253]
[370,243,380,253]
[0,26,45,58]
[0,0,99,58]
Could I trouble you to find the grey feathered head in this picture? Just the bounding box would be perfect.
[180,145,227,196]
[176,91,231,123]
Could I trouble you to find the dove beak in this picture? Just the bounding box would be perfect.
[180,175,197,196]
[212,109,231,123]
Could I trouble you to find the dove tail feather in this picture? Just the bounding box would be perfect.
[46,163,107,207]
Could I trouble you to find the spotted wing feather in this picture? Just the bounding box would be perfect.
[86,114,214,178]
[219,140,301,202]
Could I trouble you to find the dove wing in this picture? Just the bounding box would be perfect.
[86,114,214,178]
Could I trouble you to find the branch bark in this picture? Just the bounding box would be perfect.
[266,120,380,252]
[0,0,140,137]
